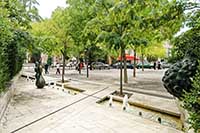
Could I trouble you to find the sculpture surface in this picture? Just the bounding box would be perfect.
[162,57,198,99]
[35,61,45,88]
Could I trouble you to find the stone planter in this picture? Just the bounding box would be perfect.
[175,99,195,133]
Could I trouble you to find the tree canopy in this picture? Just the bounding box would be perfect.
[30,0,187,94]
[0,0,39,92]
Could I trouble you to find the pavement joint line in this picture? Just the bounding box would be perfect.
[81,92,102,100]
[10,86,109,133]
[123,88,174,100]
[69,78,110,86]
[66,78,173,100]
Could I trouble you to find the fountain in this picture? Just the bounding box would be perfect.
[62,84,65,92]
[158,117,162,124]
[97,92,182,130]
[52,82,56,89]
[122,95,129,110]
[26,76,29,82]
[108,95,113,107]
[62,84,64,88]
[139,112,142,117]
[48,82,51,88]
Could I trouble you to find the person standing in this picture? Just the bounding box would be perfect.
[56,63,60,74]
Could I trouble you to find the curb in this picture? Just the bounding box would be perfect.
[0,71,22,122]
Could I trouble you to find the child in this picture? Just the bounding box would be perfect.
[56,63,60,74]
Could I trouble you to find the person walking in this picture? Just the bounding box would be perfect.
[153,61,156,70]
[157,61,161,70]
[56,63,60,74]
[44,63,49,74]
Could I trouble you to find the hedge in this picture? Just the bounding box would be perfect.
[0,31,26,93]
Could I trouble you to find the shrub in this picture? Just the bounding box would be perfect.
[0,29,26,93]
[0,45,9,93]
[182,62,200,133]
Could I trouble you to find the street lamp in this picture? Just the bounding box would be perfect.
[85,48,89,78]
[164,42,172,57]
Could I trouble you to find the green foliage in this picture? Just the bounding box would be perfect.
[182,62,200,133]
[169,2,200,131]
[172,26,200,60]
[171,4,200,61]
[137,41,166,61]
[47,57,52,66]
[0,0,39,93]
[0,44,9,93]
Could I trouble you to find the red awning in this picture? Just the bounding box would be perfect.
[117,54,139,61]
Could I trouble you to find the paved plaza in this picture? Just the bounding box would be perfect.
[0,67,183,133]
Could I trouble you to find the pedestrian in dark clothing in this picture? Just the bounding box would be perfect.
[153,62,156,70]
[157,61,161,70]
[44,64,49,74]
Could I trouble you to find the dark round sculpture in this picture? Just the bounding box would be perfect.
[35,62,45,88]
[162,57,198,99]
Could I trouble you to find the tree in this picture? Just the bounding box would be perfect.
[50,8,73,83]
[67,0,97,76]
[0,0,40,92]
[31,20,59,56]
[137,41,166,62]
[92,0,185,95]
[31,7,73,83]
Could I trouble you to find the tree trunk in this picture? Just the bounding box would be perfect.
[61,44,67,83]
[123,49,128,83]
[107,55,112,65]
[120,47,123,95]
[142,53,144,71]
[86,63,89,78]
[86,57,89,78]
[133,49,137,77]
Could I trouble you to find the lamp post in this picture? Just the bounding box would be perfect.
[164,42,172,57]
[85,48,89,78]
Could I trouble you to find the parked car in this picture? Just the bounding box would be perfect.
[161,62,172,69]
[136,61,154,69]
[66,62,76,67]
[112,62,134,69]
[91,62,110,70]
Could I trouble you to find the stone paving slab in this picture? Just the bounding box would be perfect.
[0,68,184,133]
[0,78,87,132]
[16,97,182,133]
[129,93,180,115]
[0,76,183,133]
[40,71,180,114]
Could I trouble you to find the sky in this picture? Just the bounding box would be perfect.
[37,0,67,18]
